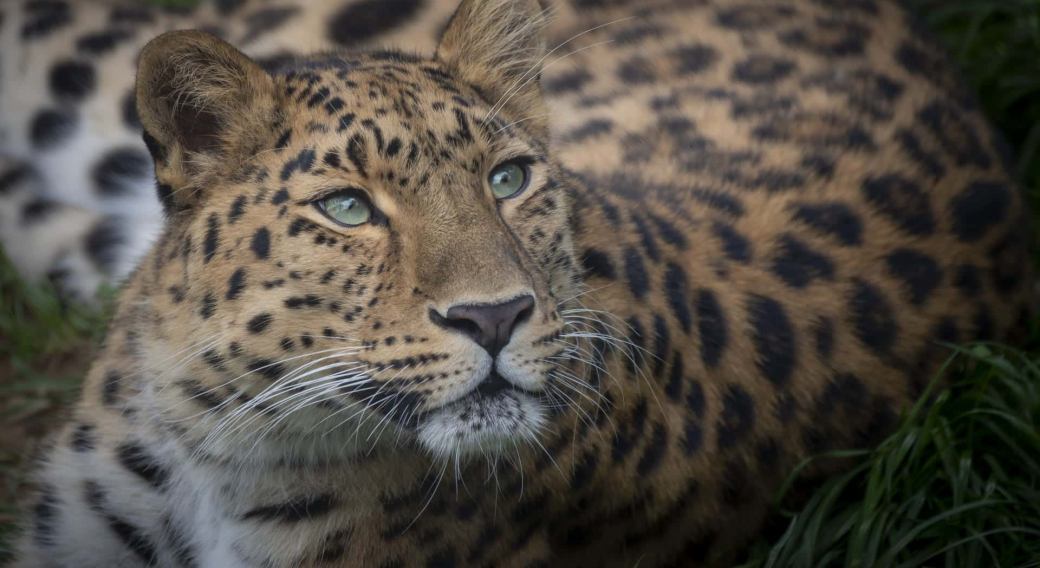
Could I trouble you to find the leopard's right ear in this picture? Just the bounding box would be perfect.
[135,30,276,215]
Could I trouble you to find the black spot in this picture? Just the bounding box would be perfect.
[228,195,247,223]
[110,6,155,24]
[623,248,649,300]
[32,485,60,548]
[49,60,95,101]
[30,108,78,150]
[770,234,835,288]
[285,295,323,309]
[612,399,649,463]
[918,100,990,169]
[307,87,331,109]
[895,129,944,180]
[93,147,152,197]
[950,181,1010,243]
[671,44,719,75]
[581,248,615,280]
[687,379,706,420]
[117,443,169,490]
[21,199,58,224]
[716,4,796,30]
[328,0,423,45]
[544,68,594,94]
[200,292,217,319]
[215,0,245,14]
[84,481,160,565]
[76,29,135,55]
[227,268,247,300]
[346,134,368,177]
[716,384,755,449]
[954,264,981,297]
[617,56,655,84]
[732,56,797,84]
[779,18,870,57]
[712,222,752,263]
[0,164,32,196]
[338,113,356,133]
[242,7,299,43]
[988,231,1026,293]
[695,289,727,368]
[570,450,598,490]
[861,174,935,236]
[248,313,273,334]
[203,213,221,263]
[122,89,141,130]
[788,201,862,246]
[636,423,668,475]
[849,279,898,355]
[280,148,316,181]
[663,263,692,334]
[885,249,941,306]
[85,219,124,273]
[811,317,835,361]
[682,419,703,455]
[271,188,290,205]
[22,1,73,40]
[563,119,613,143]
[71,423,96,452]
[747,294,796,386]
[102,371,121,406]
[251,228,271,259]
[652,314,671,378]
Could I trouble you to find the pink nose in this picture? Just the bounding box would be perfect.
[430,295,535,356]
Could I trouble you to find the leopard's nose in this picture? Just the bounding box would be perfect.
[430,295,535,356]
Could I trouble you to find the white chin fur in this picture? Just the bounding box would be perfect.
[417,390,546,459]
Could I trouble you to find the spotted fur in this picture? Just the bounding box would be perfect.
[6,0,1035,567]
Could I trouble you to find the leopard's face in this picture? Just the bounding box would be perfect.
[136,19,585,460]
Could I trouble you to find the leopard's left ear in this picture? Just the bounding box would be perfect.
[436,0,550,136]
[136,30,277,215]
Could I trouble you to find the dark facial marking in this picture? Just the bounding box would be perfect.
[251,228,271,259]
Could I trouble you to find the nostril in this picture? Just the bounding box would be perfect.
[513,304,534,332]
[429,308,483,342]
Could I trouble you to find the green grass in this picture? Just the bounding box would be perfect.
[2,0,1040,567]
[735,345,1040,568]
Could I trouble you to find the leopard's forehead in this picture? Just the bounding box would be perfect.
[244,53,547,207]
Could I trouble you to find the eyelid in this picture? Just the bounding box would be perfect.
[497,155,536,169]
[308,186,371,204]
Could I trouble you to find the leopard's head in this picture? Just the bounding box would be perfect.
[134,0,589,461]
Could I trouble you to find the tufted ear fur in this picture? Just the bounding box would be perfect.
[436,0,550,136]
[135,30,277,215]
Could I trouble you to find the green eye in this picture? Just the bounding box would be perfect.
[319,192,372,226]
[488,161,529,199]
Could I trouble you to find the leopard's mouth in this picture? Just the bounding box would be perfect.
[415,372,547,458]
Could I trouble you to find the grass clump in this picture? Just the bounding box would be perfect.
[736,345,1040,568]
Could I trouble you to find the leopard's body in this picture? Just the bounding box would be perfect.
[3,0,1034,567]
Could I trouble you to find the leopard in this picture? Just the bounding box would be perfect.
[4,0,1035,566]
